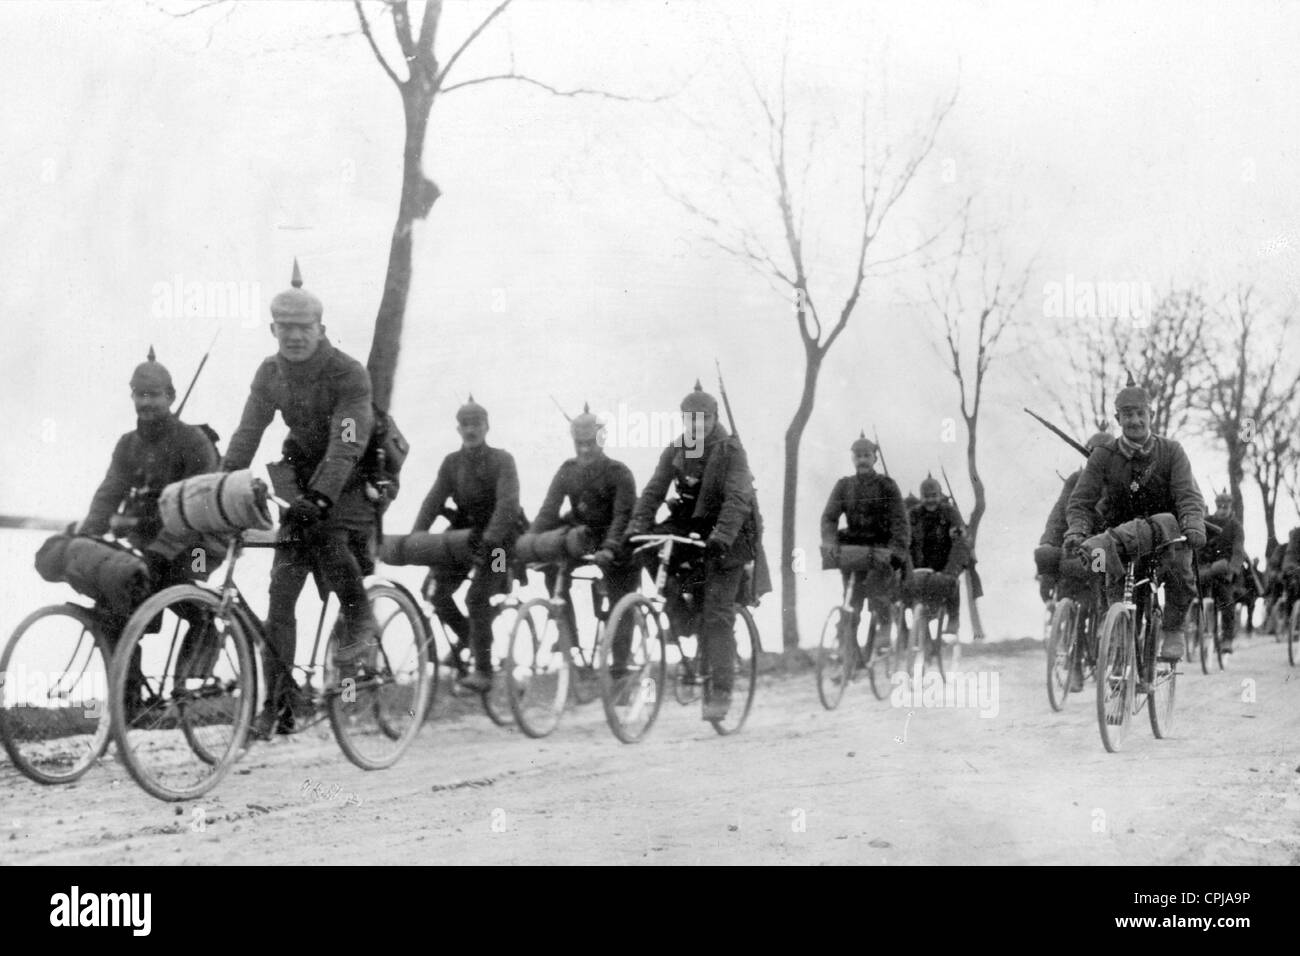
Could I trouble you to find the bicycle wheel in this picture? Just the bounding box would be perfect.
[905,604,928,688]
[328,582,432,771]
[707,605,759,736]
[865,605,899,701]
[1289,601,1300,667]
[479,605,521,727]
[1046,597,1078,712]
[596,593,666,744]
[1095,603,1135,754]
[110,585,255,802]
[815,606,850,711]
[1148,626,1177,739]
[506,598,569,738]
[0,604,112,785]
[1197,597,1213,675]
[181,601,262,767]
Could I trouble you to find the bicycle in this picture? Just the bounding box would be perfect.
[1093,534,1200,753]
[0,602,112,785]
[1045,567,1101,712]
[900,568,960,686]
[107,527,432,802]
[595,533,759,743]
[816,569,902,710]
[504,557,610,737]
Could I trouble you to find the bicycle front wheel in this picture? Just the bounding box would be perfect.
[866,605,900,701]
[329,581,433,771]
[506,598,570,738]
[707,605,759,736]
[1046,598,1078,712]
[110,585,255,802]
[597,593,666,744]
[0,604,112,785]
[815,606,850,711]
[1095,603,1135,754]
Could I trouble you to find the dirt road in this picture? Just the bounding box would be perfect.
[3,635,1297,866]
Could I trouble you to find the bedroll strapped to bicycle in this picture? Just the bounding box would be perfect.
[514,526,593,564]
[158,469,274,536]
[380,529,475,567]
[834,545,893,573]
[34,534,150,617]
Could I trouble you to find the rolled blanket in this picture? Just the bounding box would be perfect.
[62,537,149,616]
[836,545,892,573]
[159,470,273,535]
[380,529,475,568]
[514,526,593,564]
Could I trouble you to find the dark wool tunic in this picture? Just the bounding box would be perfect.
[1203,512,1245,566]
[910,501,965,572]
[820,472,909,555]
[412,444,523,545]
[531,452,637,553]
[1066,435,1205,540]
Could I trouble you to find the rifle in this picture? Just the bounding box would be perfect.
[873,426,889,478]
[714,359,740,441]
[940,465,983,600]
[176,329,221,418]
[714,360,771,603]
[1023,408,1090,459]
[940,466,959,511]
[549,394,573,423]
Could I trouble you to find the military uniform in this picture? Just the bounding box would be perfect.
[412,443,523,674]
[1066,432,1205,641]
[627,412,758,705]
[223,269,379,723]
[531,449,639,663]
[909,495,967,629]
[1201,505,1245,646]
[820,469,909,631]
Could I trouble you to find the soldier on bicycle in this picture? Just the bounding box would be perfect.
[78,348,223,719]
[1064,381,1206,661]
[624,381,760,721]
[908,475,967,636]
[1200,490,1245,654]
[819,432,909,648]
[222,262,380,735]
[530,404,639,674]
[411,396,525,693]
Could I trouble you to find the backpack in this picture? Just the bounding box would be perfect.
[360,406,409,499]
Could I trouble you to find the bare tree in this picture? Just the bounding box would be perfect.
[1251,395,1300,557]
[665,53,955,650]
[1042,313,1117,439]
[924,208,1032,641]
[1199,285,1300,522]
[1118,289,1211,440]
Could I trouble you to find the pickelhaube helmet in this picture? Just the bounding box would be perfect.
[129,345,174,393]
[269,259,323,323]
[456,393,488,424]
[570,402,604,443]
[680,379,719,415]
[850,429,877,456]
[1114,371,1150,410]
[920,473,942,495]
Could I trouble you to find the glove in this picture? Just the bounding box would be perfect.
[706,536,729,561]
[1062,532,1085,555]
[285,492,330,529]
[592,548,616,573]
[1038,577,1055,603]
[1183,528,1206,550]
[474,534,503,565]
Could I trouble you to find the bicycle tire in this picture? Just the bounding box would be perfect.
[181,600,262,767]
[815,606,850,711]
[596,593,666,744]
[329,581,433,770]
[480,605,521,728]
[1096,602,1135,753]
[707,605,759,736]
[0,604,112,785]
[1198,597,1214,675]
[865,604,899,701]
[1046,598,1078,712]
[1147,606,1176,738]
[109,585,255,802]
[506,598,569,738]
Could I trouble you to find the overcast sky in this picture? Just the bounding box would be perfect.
[2,0,1298,641]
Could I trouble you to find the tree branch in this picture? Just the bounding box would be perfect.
[435,0,513,90]
[354,0,403,87]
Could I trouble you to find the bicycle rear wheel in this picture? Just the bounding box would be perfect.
[866,605,899,701]
[815,606,850,711]
[597,594,666,744]
[707,605,759,736]
[110,585,255,802]
[1046,597,1078,712]
[329,581,432,771]
[1095,603,1135,753]
[506,598,569,738]
[0,604,112,785]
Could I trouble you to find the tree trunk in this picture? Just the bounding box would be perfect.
[1257,475,1278,558]
[963,411,987,641]
[366,88,440,412]
[1226,438,1245,519]
[781,347,822,650]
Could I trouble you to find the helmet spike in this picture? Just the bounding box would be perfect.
[147,345,156,362]
[291,258,303,289]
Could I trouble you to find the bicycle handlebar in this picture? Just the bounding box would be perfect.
[628,533,706,554]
